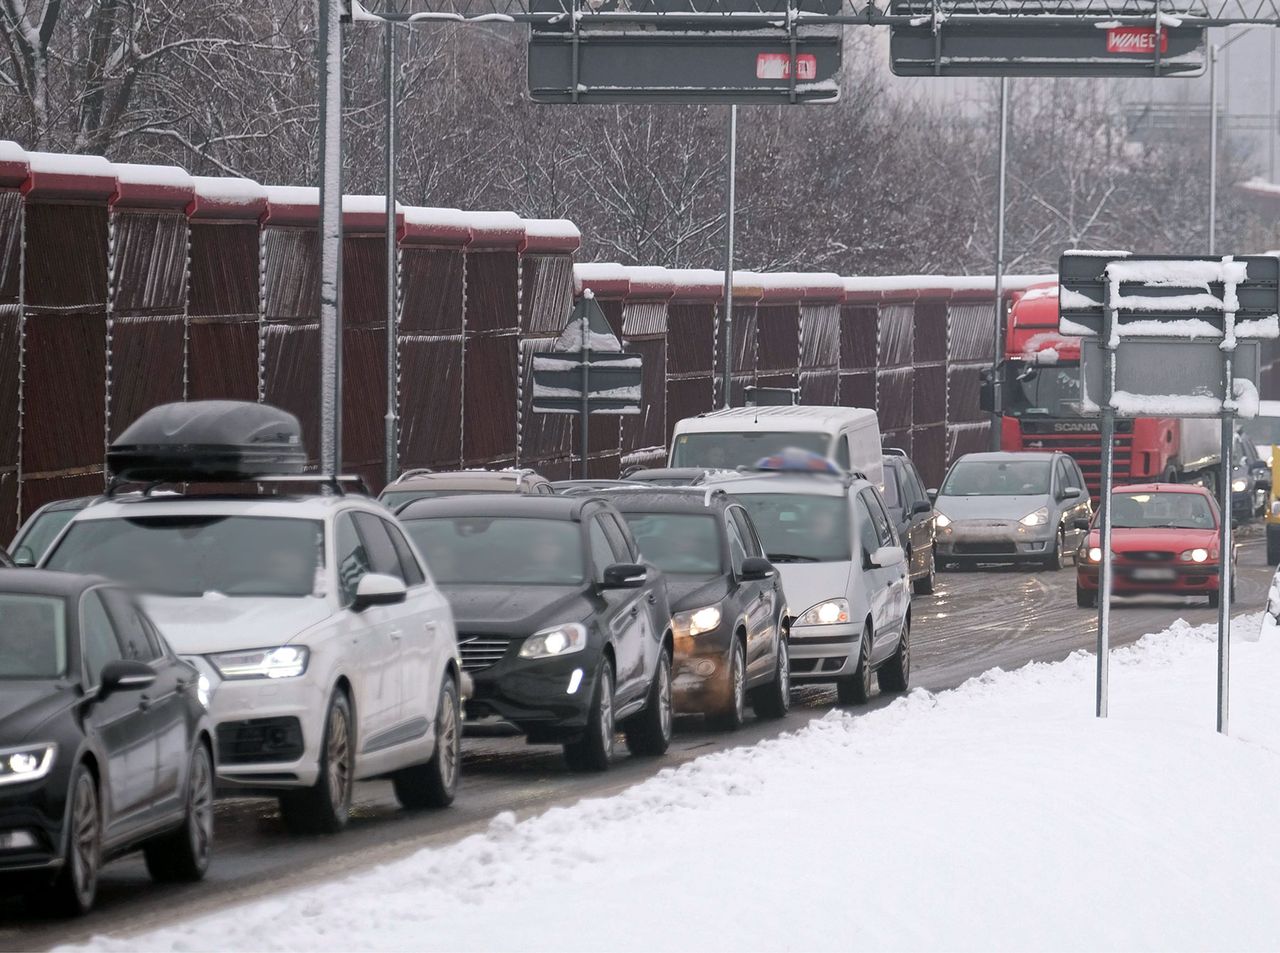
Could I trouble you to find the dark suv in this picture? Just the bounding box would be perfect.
[881,451,937,595]
[398,495,673,771]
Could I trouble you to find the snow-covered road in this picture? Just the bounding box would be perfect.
[70,612,1280,952]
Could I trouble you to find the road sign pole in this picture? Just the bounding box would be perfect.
[1218,330,1235,734]
[317,0,344,478]
[1097,276,1115,718]
[721,104,737,409]
[580,311,590,478]
[1209,43,1219,255]
[991,76,1009,451]
[384,18,399,485]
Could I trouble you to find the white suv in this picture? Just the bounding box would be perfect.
[705,468,912,704]
[42,491,463,833]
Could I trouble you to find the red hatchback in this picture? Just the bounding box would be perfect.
[1076,483,1233,608]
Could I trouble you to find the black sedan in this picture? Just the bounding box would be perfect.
[0,571,214,915]
[399,495,673,771]
[601,487,790,729]
[882,451,937,595]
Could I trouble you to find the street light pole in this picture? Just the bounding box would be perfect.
[991,76,1009,451]
[1209,41,1219,255]
[721,104,737,409]
[384,20,399,485]
[317,0,344,478]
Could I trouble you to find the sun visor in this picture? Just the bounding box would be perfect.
[108,401,307,483]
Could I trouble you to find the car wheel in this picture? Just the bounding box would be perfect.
[144,742,214,882]
[564,658,615,771]
[707,638,747,731]
[1076,583,1098,609]
[836,626,873,706]
[913,546,936,595]
[1209,590,1221,609]
[878,615,910,693]
[625,648,674,756]
[392,675,461,809]
[750,635,791,720]
[280,690,354,835]
[1042,529,1065,571]
[47,764,100,916]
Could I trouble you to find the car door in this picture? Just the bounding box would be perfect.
[80,589,158,841]
[100,588,189,819]
[1060,457,1091,548]
[726,506,773,679]
[588,514,647,707]
[852,493,892,646]
[333,511,401,753]
[860,490,907,659]
[603,511,666,685]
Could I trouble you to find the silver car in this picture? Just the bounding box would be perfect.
[931,451,1092,571]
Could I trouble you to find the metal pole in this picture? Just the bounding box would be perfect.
[991,76,1009,451]
[1218,334,1234,734]
[384,20,399,485]
[1270,30,1276,182]
[318,0,344,477]
[1097,276,1116,718]
[1209,43,1219,256]
[721,104,737,409]
[580,310,590,478]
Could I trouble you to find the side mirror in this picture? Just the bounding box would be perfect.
[602,563,647,589]
[11,545,34,568]
[1071,517,1091,531]
[911,500,932,516]
[869,545,905,569]
[1059,486,1082,500]
[927,488,938,502]
[739,556,775,581]
[98,658,156,697]
[353,572,408,610]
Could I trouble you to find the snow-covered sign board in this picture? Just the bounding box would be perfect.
[889,20,1205,77]
[1059,253,1278,419]
[527,34,841,104]
[531,297,643,415]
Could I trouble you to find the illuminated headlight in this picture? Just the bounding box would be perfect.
[1087,546,1103,563]
[1019,506,1050,527]
[934,512,952,528]
[519,622,588,659]
[0,744,56,786]
[1232,479,1248,493]
[1181,548,1211,563]
[796,599,850,626]
[673,605,723,637]
[211,646,309,680]
[197,674,211,708]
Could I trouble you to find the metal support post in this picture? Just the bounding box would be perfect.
[318,0,344,477]
[721,104,737,409]
[1271,30,1276,182]
[1209,43,1219,256]
[1218,341,1235,734]
[991,76,1009,451]
[384,20,399,485]
[1097,279,1116,718]
[580,313,590,479]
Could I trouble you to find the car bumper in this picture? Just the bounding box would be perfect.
[672,628,735,715]
[787,621,861,683]
[463,651,602,743]
[1077,563,1221,595]
[0,783,66,879]
[936,523,1055,561]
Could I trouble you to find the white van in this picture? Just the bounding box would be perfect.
[669,406,884,489]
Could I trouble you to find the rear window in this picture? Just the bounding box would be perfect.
[733,493,851,563]
[0,594,68,679]
[403,517,585,586]
[672,432,828,469]
[621,513,723,575]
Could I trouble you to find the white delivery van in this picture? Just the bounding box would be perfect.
[669,406,884,489]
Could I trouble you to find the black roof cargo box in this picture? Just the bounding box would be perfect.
[108,401,307,483]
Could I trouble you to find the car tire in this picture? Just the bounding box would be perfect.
[144,742,214,883]
[563,658,615,772]
[707,638,747,731]
[625,648,674,756]
[836,626,873,706]
[878,616,911,693]
[47,763,100,916]
[392,676,461,810]
[280,690,354,835]
[913,546,936,595]
[1209,590,1221,609]
[1042,529,1065,571]
[1076,584,1098,609]
[750,636,791,720]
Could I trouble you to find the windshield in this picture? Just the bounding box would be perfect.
[45,516,325,598]
[621,513,722,575]
[1241,416,1280,449]
[1109,491,1216,530]
[1004,364,1083,418]
[12,507,81,565]
[0,594,67,679]
[404,517,585,585]
[671,432,829,469]
[733,494,851,563]
[942,459,1051,497]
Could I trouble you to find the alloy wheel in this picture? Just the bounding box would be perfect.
[731,645,745,723]
[658,656,673,742]
[190,750,213,866]
[439,690,460,793]
[600,673,615,759]
[327,703,352,815]
[70,773,99,908]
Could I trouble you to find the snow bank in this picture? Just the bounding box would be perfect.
[71,614,1280,953]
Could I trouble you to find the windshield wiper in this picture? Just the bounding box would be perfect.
[767,553,820,563]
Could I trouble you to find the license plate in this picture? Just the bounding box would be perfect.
[1131,568,1175,581]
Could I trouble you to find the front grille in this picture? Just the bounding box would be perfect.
[1121,550,1176,562]
[217,717,304,765]
[956,542,1017,555]
[458,636,512,673]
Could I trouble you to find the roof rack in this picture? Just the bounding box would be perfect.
[394,468,436,484]
[883,447,908,458]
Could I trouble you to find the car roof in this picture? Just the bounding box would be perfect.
[1112,482,1212,496]
[397,494,602,522]
[953,451,1056,464]
[627,467,713,482]
[674,405,877,434]
[590,486,731,513]
[62,492,377,522]
[0,568,113,597]
[384,470,544,492]
[701,470,863,498]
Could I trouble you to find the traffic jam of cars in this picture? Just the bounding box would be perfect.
[0,396,1267,915]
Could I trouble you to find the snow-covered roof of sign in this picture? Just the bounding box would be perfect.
[0,141,28,189]
[22,151,116,202]
[574,262,631,297]
[111,162,195,210]
[188,175,269,221]
[399,207,472,246]
[521,218,581,255]
[466,210,525,249]
[261,185,320,226]
[341,194,402,234]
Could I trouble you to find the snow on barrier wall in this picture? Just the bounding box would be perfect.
[0,140,1088,539]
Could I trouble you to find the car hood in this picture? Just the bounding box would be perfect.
[1086,527,1219,551]
[774,561,852,617]
[0,682,77,744]
[440,584,593,638]
[666,575,731,614]
[935,495,1047,522]
[141,595,337,654]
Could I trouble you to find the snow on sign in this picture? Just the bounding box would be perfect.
[531,297,644,416]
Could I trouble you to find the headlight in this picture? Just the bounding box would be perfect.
[1232,478,1248,493]
[0,743,56,786]
[519,622,588,659]
[1181,548,1211,563]
[197,674,211,708]
[211,646,309,680]
[934,512,952,528]
[796,599,850,626]
[1087,546,1103,563]
[673,605,722,637]
[1019,506,1050,527]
